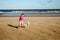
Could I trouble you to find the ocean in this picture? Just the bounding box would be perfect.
[0,9,60,17]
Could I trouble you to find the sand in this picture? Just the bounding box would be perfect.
[0,17,60,40]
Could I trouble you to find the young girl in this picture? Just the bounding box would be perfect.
[19,13,24,27]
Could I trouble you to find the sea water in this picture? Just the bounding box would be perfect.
[2,13,60,17]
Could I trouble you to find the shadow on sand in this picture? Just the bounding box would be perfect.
[7,24,25,28]
[8,24,18,28]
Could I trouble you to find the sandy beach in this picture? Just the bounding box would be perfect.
[0,17,60,40]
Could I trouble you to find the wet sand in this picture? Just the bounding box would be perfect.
[0,17,60,40]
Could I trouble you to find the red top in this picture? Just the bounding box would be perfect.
[19,15,24,21]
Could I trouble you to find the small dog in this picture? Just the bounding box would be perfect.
[27,21,30,26]
[24,21,30,27]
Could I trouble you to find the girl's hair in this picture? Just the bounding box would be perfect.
[21,13,24,15]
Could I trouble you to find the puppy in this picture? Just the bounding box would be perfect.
[24,21,30,27]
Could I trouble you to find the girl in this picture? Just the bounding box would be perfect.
[18,13,24,27]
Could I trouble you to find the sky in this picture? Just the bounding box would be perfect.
[0,0,60,9]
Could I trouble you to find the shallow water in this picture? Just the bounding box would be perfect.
[1,13,60,17]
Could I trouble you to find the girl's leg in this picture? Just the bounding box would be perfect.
[21,21,24,26]
[20,21,24,27]
[20,21,22,27]
[18,21,22,27]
